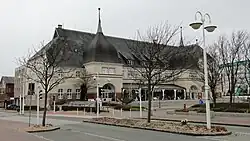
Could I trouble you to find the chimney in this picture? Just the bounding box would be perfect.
[58,24,62,29]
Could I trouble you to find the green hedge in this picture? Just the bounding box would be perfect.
[175,109,189,112]
[188,103,250,113]
[102,102,120,107]
[61,106,109,113]
[22,106,59,111]
[190,103,250,109]
[113,105,146,111]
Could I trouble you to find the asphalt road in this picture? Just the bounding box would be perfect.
[1,111,250,141]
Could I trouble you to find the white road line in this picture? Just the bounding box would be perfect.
[29,133,55,141]
[234,132,250,135]
[196,136,228,141]
[71,129,126,141]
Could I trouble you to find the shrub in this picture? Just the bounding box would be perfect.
[224,108,247,113]
[113,105,146,111]
[181,119,188,125]
[102,102,120,107]
[196,109,206,113]
[61,106,108,113]
[175,109,189,112]
[56,99,67,105]
[212,107,225,112]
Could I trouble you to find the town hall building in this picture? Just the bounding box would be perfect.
[14,8,205,107]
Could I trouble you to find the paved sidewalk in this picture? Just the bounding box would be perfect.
[150,114,250,127]
[0,119,46,141]
[3,108,250,127]
[45,110,250,127]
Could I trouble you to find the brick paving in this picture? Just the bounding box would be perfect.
[0,119,46,141]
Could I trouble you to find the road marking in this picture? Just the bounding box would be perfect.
[29,133,55,141]
[234,132,250,136]
[196,136,228,141]
[70,129,126,141]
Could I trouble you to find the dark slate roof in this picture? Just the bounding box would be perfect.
[32,27,203,69]
[83,31,120,63]
[0,76,14,84]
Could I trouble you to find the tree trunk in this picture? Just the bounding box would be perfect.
[229,84,235,106]
[147,84,152,123]
[211,89,216,108]
[42,90,48,126]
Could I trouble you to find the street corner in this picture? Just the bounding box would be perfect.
[23,124,60,133]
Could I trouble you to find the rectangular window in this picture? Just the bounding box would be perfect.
[128,70,133,78]
[76,71,80,77]
[102,67,116,74]
[67,89,72,99]
[122,69,126,77]
[102,67,108,74]
[58,89,63,99]
[76,89,81,99]
[58,73,63,77]
[58,70,63,77]
[108,68,116,74]
[128,60,134,65]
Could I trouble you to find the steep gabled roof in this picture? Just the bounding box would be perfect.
[0,76,14,84]
[83,8,120,64]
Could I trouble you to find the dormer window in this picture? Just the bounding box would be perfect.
[128,60,134,65]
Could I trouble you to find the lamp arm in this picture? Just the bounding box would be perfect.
[204,13,212,24]
[195,11,203,21]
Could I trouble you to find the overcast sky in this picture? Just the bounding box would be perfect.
[0,0,249,77]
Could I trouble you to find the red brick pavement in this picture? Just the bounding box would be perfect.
[0,119,47,141]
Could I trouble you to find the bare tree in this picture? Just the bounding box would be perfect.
[218,31,248,105]
[126,23,192,123]
[197,44,222,107]
[243,35,250,92]
[18,37,75,126]
[77,68,96,101]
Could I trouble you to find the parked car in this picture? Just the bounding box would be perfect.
[7,104,18,110]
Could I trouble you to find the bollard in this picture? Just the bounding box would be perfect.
[83,108,86,116]
[112,108,115,117]
[184,104,187,112]
[120,108,123,117]
[129,108,132,118]
[77,108,79,115]
[90,108,92,114]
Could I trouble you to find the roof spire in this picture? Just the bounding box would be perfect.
[97,8,103,33]
[179,26,184,47]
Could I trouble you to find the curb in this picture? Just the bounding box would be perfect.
[25,127,60,133]
[140,117,250,128]
[170,111,250,118]
[82,120,232,136]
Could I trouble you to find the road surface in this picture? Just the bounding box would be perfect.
[0,111,250,141]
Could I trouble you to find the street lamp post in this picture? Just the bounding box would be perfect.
[18,76,22,115]
[18,75,25,115]
[189,11,217,129]
[22,81,25,115]
[93,73,100,118]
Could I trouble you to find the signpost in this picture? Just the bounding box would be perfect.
[53,96,56,113]
[138,88,142,118]
[28,83,35,127]
[37,90,42,125]
[28,90,34,127]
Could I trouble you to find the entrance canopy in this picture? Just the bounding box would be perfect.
[122,83,186,91]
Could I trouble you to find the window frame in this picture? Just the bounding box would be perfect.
[76,71,80,77]
[67,89,72,99]
[58,89,63,99]
[76,89,81,99]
